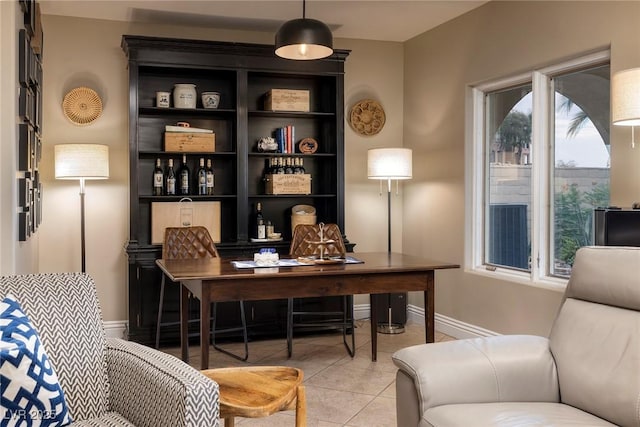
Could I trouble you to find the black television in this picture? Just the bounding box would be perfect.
[594,208,640,247]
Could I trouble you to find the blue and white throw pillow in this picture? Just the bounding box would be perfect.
[0,295,72,426]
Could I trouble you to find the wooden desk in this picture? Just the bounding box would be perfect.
[156,252,459,369]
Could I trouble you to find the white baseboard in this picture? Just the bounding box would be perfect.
[104,320,128,340]
[353,303,498,339]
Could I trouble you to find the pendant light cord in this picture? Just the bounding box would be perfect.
[302,0,306,19]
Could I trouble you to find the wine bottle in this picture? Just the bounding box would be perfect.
[197,158,207,195]
[153,158,164,195]
[179,154,190,195]
[276,157,285,174]
[255,202,266,239]
[284,157,294,174]
[165,158,176,195]
[206,159,215,195]
[298,157,306,174]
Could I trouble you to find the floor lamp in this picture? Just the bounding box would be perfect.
[55,144,109,273]
[367,148,413,333]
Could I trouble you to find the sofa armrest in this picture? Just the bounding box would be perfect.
[392,335,559,420]
[105,338,219,427]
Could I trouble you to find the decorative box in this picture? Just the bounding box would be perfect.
[151,201,221,244]
[164,132,215,152]
[264,89,310,112]
[265,174,311,195]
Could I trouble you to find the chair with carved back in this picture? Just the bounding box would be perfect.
[157,225,248,361]
[287,223,355,358]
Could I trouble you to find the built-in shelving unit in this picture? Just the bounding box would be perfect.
[122,35,350,345]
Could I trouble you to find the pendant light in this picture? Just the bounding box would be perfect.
[275,0,333,60]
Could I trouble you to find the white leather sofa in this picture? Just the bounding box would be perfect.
[392,246,640,427]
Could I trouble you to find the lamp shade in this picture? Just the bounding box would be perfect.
[275,18,333,60]
[367,148,413,180]
[55,144,109,179]
[612,67,640,126]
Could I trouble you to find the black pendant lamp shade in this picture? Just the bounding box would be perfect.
[275,0,333,60]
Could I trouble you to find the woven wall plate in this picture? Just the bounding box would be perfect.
[62,87,103,126]
[349,99,385,136]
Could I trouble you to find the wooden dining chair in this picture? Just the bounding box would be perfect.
[156,226,249,361]
[287,223,355,358]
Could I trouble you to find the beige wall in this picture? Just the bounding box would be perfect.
[37,14,403,321]
[403,1,640,336]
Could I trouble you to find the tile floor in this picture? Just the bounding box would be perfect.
[163,320,454,427]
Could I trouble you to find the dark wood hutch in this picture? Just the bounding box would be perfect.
[121,35,351,346]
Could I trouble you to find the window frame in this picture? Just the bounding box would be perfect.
[465,50,610,291]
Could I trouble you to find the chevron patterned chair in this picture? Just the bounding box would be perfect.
[0,273,219,426]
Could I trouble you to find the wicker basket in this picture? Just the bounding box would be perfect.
[291,204,316,234]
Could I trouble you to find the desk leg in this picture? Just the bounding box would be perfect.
[180,284,189,362]
[200,294,211,370]
[370,293,378,362]
[425,271,435,343]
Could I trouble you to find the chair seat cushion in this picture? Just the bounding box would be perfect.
[69,411,135,426]
[423,402,617,427]
[0,295,72,426]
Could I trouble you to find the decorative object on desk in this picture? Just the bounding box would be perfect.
[350,99,385,136]
[612,68,640,148]
[257,136,278,152]
[368,147,412,334]
[201,91,220,109]
[62,87,102,126]
[298,137,318,153]
[275,0,332,60]
[173,83,196,109]
[156,91,170,108]
[254,248,280,266]
[55,144,109,273]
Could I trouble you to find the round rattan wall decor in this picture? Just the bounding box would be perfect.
[62,87,103,126]
[349,99,385,136]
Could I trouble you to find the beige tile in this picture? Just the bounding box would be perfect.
[306,364,395,396]
[333,349,398,374]
[304,385,376,425]
[345,396,397,427]
[380,382,396,399]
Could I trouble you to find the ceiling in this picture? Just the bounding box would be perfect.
[39,0,487,42]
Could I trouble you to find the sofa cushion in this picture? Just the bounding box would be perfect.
[0,295,72,426]
[424,402,617,427]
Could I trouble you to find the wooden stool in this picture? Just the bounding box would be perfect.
[201,366,306,427]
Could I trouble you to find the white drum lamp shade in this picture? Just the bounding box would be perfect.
[55,144,109,179]
[612,67,640,126]
[54,143,109,273]
[367,148,413,180]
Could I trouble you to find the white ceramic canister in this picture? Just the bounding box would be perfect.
[173,84,197,109]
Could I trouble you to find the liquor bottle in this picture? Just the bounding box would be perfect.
[179,154,190,195]
[153,158,164,195]
[206,159,215,195]
[197,158,207,195]
[165,158,176,195]
[255,202,266,239]
[284,157,294,174]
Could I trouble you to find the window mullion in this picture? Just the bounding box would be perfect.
[530,71,551,282]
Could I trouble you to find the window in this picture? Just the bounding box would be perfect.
[467,52,610,285]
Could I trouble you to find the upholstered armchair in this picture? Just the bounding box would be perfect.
[0,273,219,426]
[393,246,640,427]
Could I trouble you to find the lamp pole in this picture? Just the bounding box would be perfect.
[79,178,86,273]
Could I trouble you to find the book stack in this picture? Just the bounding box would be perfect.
[275,125,295,153]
